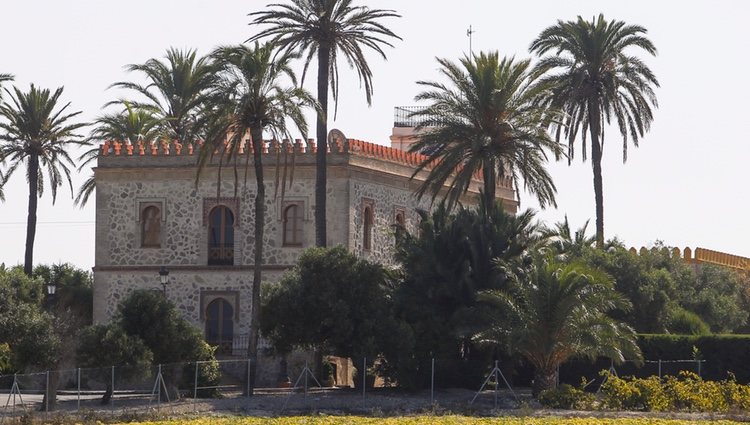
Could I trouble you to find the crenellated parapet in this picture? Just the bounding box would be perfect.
[97,138,514,189]
[628,246,750,271]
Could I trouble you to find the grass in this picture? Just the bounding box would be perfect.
[116,416,746,425]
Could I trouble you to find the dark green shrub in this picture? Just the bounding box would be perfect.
[668,307,710,335]
[538,382,596,409]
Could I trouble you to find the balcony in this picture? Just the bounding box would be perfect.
[393,106,444,128]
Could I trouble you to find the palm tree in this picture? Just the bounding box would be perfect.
[541,216,595,259]
[476,257,641,396]
[110,48,217,143]
[201,42,313,394]
[409,52,563,211]
[530,14,659,247]
[0,85,87,275]
[248,0,401,247]
[75,102,163,207]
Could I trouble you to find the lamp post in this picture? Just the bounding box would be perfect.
[159,266,169,297]
[46,282,56,311]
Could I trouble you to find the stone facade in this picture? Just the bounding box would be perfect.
[93,137,517,385]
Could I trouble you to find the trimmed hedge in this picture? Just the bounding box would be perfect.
[559,334,750,386]
[639,334,750,382]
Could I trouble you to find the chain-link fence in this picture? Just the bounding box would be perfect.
[0,356,713,421]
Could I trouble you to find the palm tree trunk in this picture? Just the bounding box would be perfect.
[482,163,496,212]
[246,127,265,396]
[532,366,558,397]
[315,44,330,248]
[589,102,605,248]
[24,154,39,276]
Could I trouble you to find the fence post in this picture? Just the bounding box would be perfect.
[111,366,115,416]
[77,367,81,412]
[430,358,435,406]
[193,361,199,413]
[494,361,499,410]
[304,361,309,399]
[45,370,50,415]
[157,364,162,410]
[246,358,251,399]
[362,357,366,409]
[658,359,662,379]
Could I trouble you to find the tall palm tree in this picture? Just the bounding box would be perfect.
[75,102,163,207]
[110,48,217,143]
[200,42,313,394]
[530,14,659,247]
[248,0,401,247]
[409,52,563,211]
[0,85,87,275]
[476,257,641,396]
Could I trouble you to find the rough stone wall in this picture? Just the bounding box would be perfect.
[349,178,432,266]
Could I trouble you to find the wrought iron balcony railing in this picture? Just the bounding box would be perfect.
[393,106,444,128]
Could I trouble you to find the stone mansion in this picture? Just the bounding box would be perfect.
[92,122,517,375]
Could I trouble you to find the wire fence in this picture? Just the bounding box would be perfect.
[0,356,715,420]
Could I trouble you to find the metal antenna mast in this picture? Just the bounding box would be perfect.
[467,25,475,57]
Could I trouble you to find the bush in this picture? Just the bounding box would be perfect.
[538,381,596,410]
[598,370,750,412]
[180,341,221,398]
[668,307,710,335]
[0,343,11,374]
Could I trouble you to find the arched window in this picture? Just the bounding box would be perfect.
[395,212,405,228]
[363,206,373,251]
[283,204,303,246]
[208,206,234,265]
[141,205,161,247]
[205,298,234,355]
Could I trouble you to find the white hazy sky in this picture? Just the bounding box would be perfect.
[0,0,748,270]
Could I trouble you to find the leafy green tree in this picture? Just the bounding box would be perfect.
[200,42,314,394]
[249,0,401,247]
[530,14,659,247]
[33,263,93,325]
[75,102,163,206]
[0,266,59,371]
[476,257,641,396]
[76,324,153,404]
[116,290,219,400]
[0,85,87,275]
[262,246,407,386]
[409,52,563,210]
[110,48,217,143]
[117,290,212,364]
[679,265,750,333]
[580,244,682,333]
